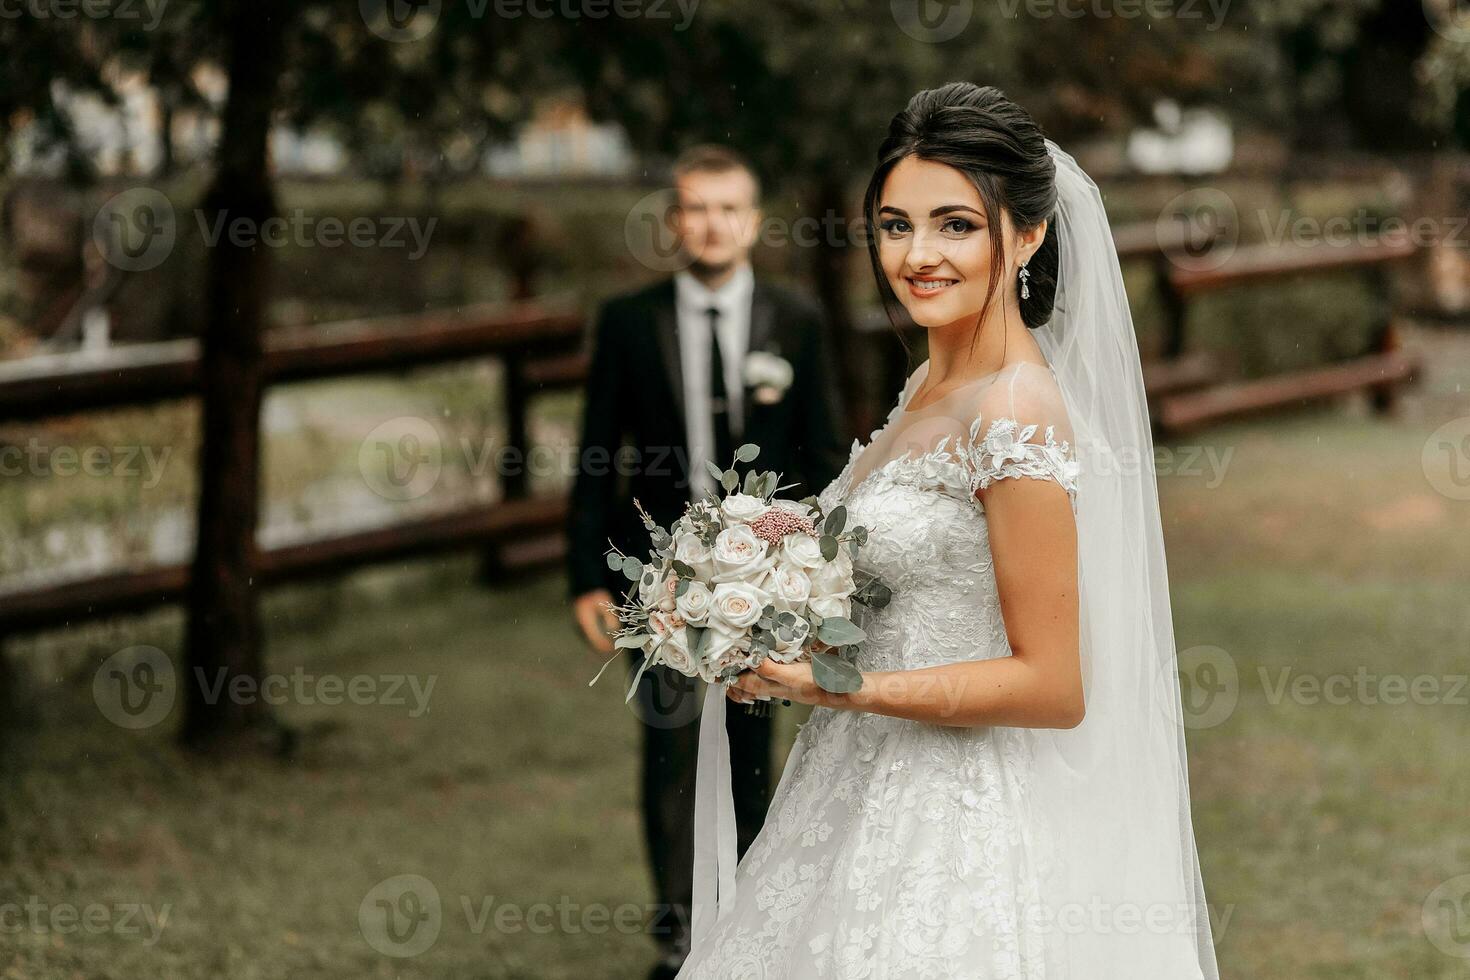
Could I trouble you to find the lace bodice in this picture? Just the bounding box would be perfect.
[679,360,1084,979]
[817,359,1080,672]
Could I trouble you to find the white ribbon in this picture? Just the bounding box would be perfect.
[688,681,738,952]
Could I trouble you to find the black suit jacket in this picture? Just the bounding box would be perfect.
[567,276,846,598]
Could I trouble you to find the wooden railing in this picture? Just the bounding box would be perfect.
[0,302,586,635]
[0,233,1426,635]
[1152,239,1422,433]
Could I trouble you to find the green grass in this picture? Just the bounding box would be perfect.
[3,398,1470,978]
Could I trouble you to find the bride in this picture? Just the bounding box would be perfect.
[674,83,1219,978]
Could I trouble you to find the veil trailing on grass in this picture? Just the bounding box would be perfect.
[1013,139,1220,977]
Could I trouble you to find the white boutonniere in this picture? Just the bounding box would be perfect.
[743,350,794,406]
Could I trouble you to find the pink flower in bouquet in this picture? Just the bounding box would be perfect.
[748,507,817,548]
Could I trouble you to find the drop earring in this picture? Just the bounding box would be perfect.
[1018,264,1030,300]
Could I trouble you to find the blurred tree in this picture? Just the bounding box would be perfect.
[1248,0,1442,153]
[2,0,1461,751]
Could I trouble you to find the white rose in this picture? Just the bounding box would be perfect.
[672,530,715,580]
[701,628,754,682]
[809,548,855,598]
[780,533,825,571]
[675,579,713,625]
[766,563,812,612]
[710,581,770,631]
[769,614,812,663]
[808,594,851,621]
[720,493,771,525]
[647,611,694,675]
[637,563,676,612]
[712,524,771,580]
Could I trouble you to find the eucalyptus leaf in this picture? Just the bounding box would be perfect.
[820,535,839,562]
[676,578,691,597]
[816,616,867,647]
[743,469,759,494]
[721,470,739,493]
[587,649,622,688]
[625,654,654,703]
[811,652,864,694]
[687,625,708,660]
[824,505,847,536]
[605,552,623,570]
[615,633,651,649]
[622,557,643,582]
[705,460,725,483]
[735,443,760,462]
[671,559,695,579]
[759,472,777,498]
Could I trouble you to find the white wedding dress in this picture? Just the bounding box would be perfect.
[678,141,1219,980]
[679,359,1084,979]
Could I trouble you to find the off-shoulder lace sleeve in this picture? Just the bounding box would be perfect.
[963,362,1081,508]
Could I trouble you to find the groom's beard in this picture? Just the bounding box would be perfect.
[686,257,736,282]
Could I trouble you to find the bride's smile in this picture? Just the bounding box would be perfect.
[877,155,1028,331]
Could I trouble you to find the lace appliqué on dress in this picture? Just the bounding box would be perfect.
[965,416,1081,509]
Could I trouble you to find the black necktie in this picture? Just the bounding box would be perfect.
[706,305,735,467]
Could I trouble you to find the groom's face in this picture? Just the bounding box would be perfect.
[670,168,761,275]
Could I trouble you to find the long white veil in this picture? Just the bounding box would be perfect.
[686,139,1220,979]
[1017,138,1220,977]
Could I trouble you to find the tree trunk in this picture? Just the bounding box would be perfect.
[181,0,291,751]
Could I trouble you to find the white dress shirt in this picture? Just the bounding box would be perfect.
[674,262,754,500]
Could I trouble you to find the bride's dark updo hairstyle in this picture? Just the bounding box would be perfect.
[864,81,1059,331]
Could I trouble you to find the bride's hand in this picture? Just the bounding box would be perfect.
[728,659,856,710]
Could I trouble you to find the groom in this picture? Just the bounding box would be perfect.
[567,144,845,979]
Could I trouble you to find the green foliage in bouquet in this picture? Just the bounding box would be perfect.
[590,444,893,703]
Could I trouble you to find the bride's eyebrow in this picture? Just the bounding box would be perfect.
[930,204,984,218]
[877,205,984,218]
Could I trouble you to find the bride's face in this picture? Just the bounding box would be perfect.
[876,155,1017,329]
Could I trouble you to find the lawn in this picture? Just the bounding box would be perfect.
[3,336,1470,978]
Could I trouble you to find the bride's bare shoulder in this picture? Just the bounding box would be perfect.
[974,360,1072,433]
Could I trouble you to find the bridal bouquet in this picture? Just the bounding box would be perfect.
[591,444,892,705]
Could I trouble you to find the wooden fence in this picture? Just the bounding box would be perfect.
[0,302,584,635]
[0,229,1424,639]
